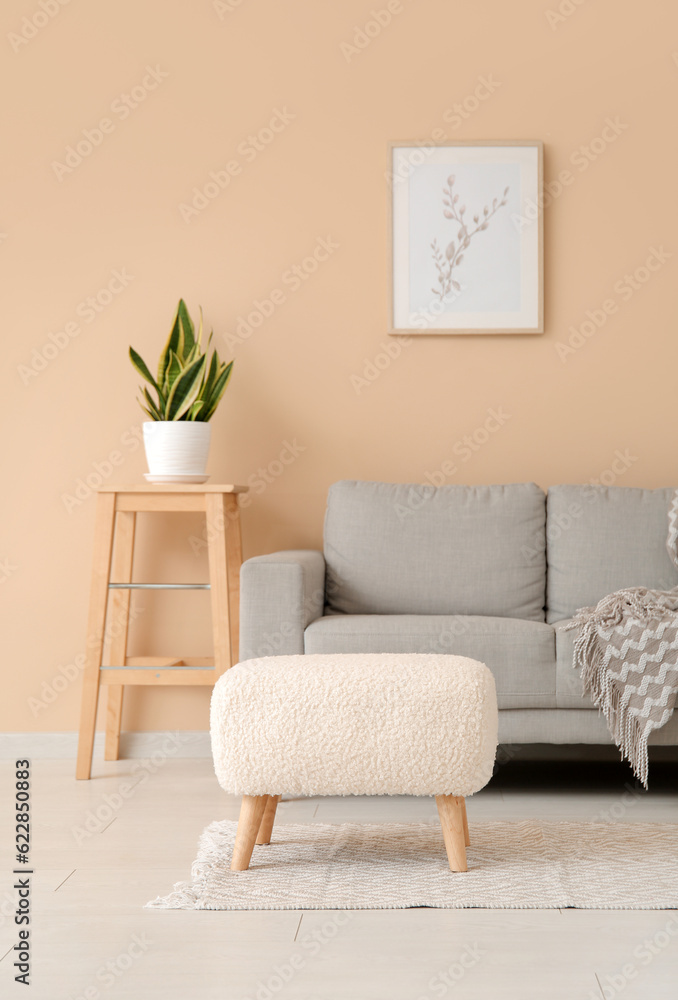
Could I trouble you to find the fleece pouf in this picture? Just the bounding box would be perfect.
[210,653,498,873]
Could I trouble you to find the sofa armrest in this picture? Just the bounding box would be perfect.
[238,550,326,661]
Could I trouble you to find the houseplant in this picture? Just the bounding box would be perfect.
[129,299,234,481]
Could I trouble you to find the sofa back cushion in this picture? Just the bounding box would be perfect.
[323,480,546,620]
[546,485,678,622]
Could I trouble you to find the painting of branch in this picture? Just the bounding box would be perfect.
[431,176,509,302]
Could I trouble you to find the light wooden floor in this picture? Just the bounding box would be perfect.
[1,757,676,999]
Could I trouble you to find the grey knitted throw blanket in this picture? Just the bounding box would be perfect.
[564,492,678,787]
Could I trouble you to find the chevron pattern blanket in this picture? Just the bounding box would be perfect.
[565,492,678,786]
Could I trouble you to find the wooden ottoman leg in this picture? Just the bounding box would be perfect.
[461,798,470,846]
[231,795,268,871]
[256,795,281,846]
[436,795,468,872]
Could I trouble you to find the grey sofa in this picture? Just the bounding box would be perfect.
[239,480,678,748]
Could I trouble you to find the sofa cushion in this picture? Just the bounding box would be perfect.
[554,618,595,709]
[323,481,546,621]
[303,614,557,709]
[497,708,678,744]
[546,485,678,623]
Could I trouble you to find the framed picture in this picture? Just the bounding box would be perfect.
[388,141,543,335]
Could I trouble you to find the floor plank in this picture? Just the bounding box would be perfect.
[0,757,675,999]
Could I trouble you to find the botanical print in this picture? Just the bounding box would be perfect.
[430,175,509,302]
[390,143,542,333]
[405,161,521,318]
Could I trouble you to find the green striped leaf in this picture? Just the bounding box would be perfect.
[157,301,184,384]
[166,350,183,392]
[166,355,206,420]
[200,360,233,421]
[129,347,158,389]
[140,388,163,420]
[201,350,219,404]
[177,298,195,357]
[196,307,204,350]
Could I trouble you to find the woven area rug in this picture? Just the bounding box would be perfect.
[147,819,678,910]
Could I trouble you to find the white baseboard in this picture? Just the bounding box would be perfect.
[0,731,212,759]
[1,733,675,763]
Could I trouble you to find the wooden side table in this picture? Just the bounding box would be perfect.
[76,484,248,779]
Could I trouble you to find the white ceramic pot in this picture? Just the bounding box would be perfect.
[143,421,211,479]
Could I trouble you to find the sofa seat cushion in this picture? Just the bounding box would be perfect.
[323,480,546,621]
[546,485,678,623]
[554,618,595,709]
[304,614,556,709]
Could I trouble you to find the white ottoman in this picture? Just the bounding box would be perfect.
[210,653,498,872]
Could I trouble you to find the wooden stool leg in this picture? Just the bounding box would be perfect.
[436,795,468,872]
[105,511,136,761]
[461,797,470,846]
[256,795,281,845]
[224,494,243,665]
[76,493,117,780]
[231,795,268,871]
[105,688,125,761]
[206,494,232,677]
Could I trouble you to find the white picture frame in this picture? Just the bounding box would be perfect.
[388,141,543,335]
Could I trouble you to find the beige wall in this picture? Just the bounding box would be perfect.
[3,0,677,733]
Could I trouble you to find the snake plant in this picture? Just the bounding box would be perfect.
[129,299,234,421]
